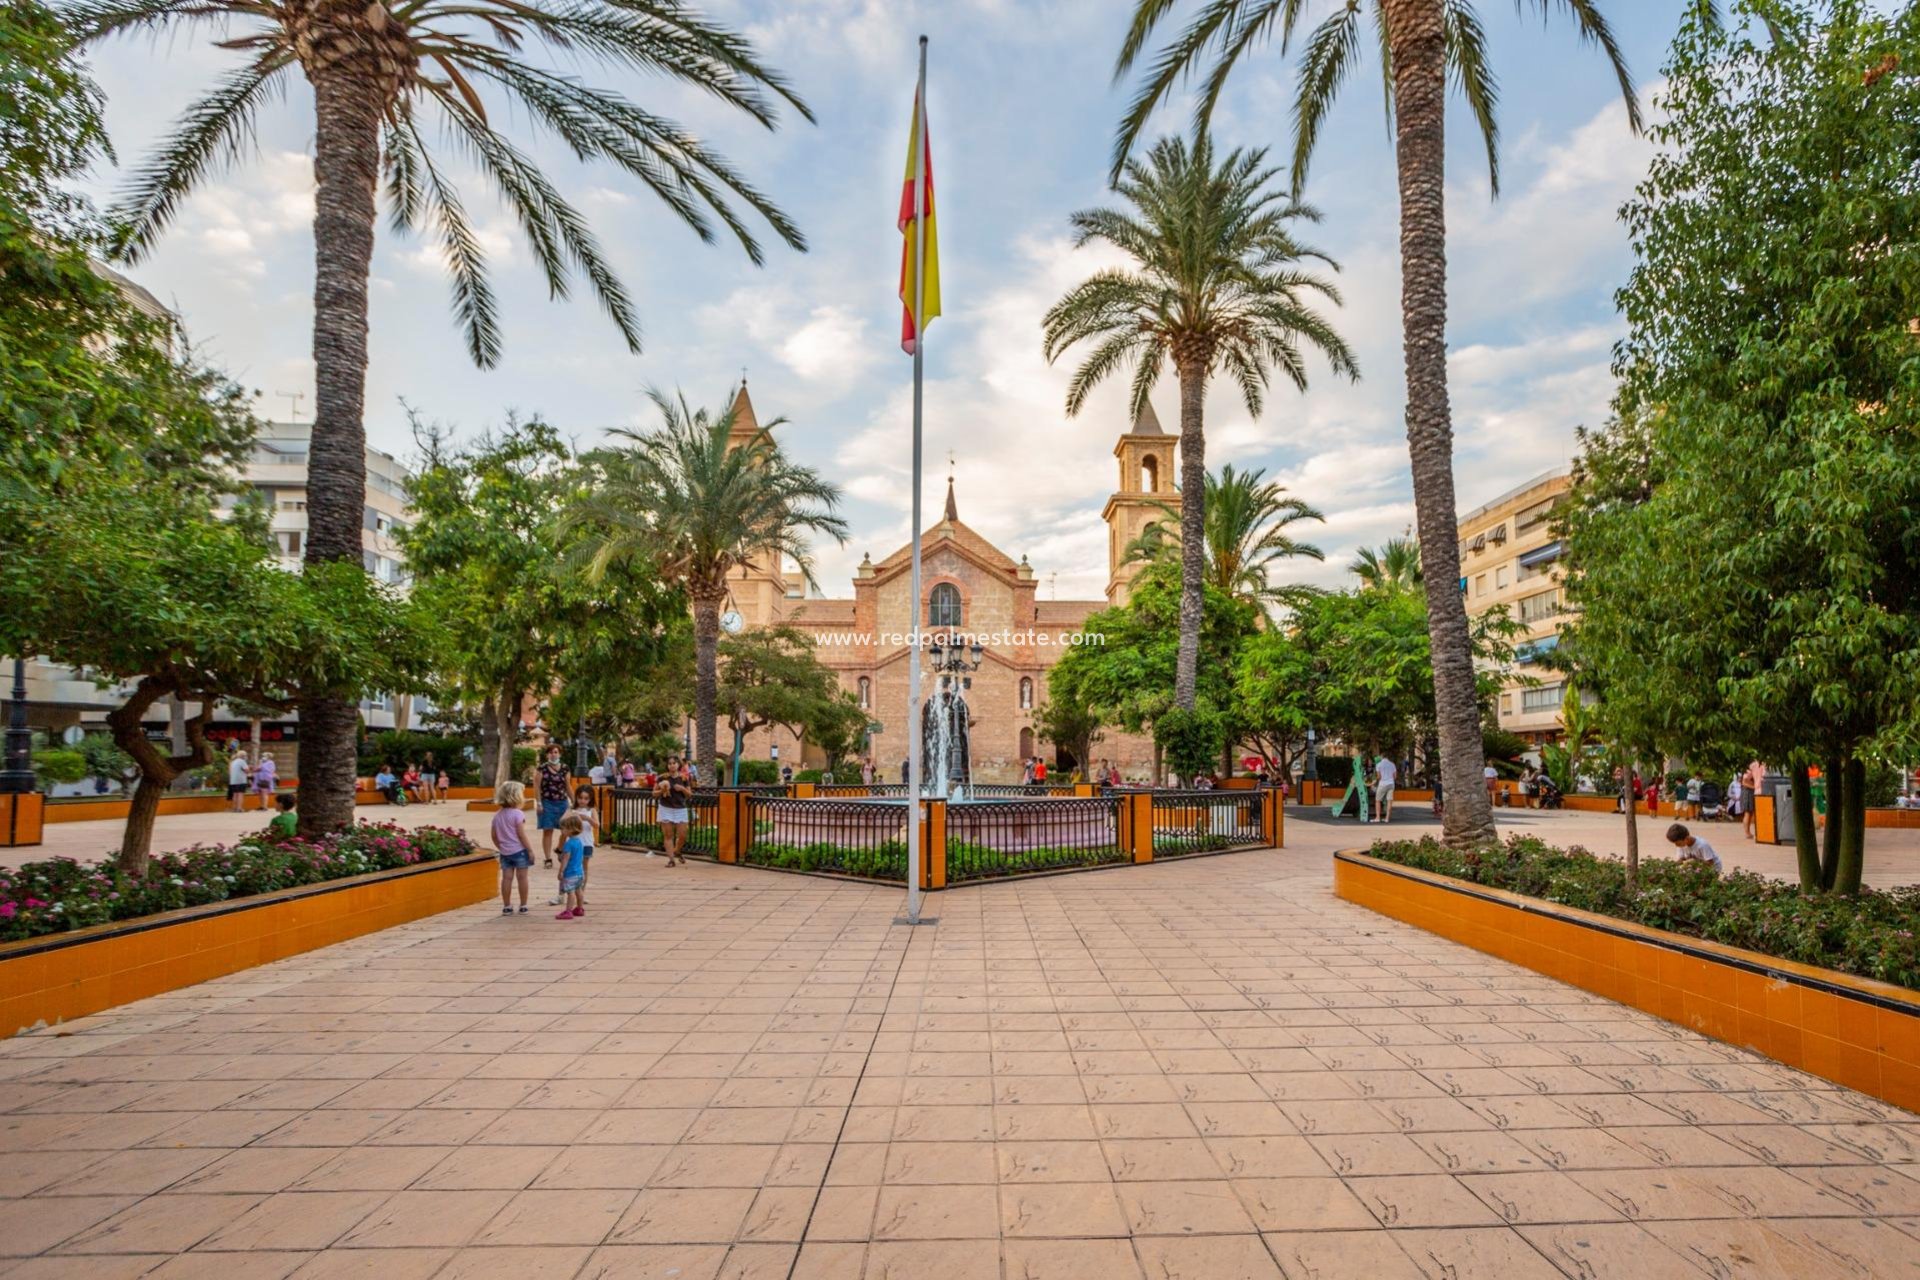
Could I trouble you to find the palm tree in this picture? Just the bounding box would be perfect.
[1350,538,1423,592]
[71,0,812,835]
[567,389,846,782]
[1123,463,1325,612]
[1043,134,1356,711]
[1111,0,1637,845]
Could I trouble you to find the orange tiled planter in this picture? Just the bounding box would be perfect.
[1333,849,1920,1114]
[0,852,496,1037]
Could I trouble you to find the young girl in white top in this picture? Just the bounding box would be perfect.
[552,785,600,907]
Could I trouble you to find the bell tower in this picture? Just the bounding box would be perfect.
[721,379,790,622]
[1101,400,1179,605]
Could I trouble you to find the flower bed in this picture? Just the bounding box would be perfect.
[0,822,478,944]
[1367,835,1920,991]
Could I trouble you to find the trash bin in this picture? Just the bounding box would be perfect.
[1769,778,1793,844]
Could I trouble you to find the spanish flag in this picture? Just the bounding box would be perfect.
[898,88,940,354]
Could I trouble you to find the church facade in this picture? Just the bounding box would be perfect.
[716,384,1179,782]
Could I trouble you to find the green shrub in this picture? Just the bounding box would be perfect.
[1366,835,1920,991]
[357,731,482,784]
[725,758,781,785]
[1155,706,1223,781]
[31,749,87,787]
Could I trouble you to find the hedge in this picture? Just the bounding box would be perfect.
[1367,835,1920,991]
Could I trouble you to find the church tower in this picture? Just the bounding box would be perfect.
[1101,401,1179,606]
[721,380,791,624]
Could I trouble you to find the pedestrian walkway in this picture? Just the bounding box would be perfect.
[2,838,1916,1278]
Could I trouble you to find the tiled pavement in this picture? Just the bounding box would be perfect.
[2,846,1918,1280]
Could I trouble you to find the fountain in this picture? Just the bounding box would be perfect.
[921,680,973,799]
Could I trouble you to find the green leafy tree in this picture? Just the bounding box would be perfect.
[1043,133,1356,714]
[1349,539,1423,593]
[1121,463,1325,614]
[714,626,840,785]
[566,390,847,780]
[1566,0,1920,895]
[72,0,813,832]
[806,692,874,777]
[1052,560,1261,781]
[1112,0,1639,847]
[1035,692,1105,776]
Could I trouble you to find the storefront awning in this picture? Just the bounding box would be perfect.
[1517,540,1564,569]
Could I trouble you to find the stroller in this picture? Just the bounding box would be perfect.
[1699,780,1729,821]
[1534,776,1564,809]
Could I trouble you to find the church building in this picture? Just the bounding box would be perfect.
[716,383,1178,782]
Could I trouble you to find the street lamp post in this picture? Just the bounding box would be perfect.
[1,658,34,794]
[573,719,591,777]
[1302,728,1319,785]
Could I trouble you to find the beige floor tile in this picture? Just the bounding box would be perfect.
[884,1141,996,1184]
[1309,1133,1445,1178]
[648,1144,780,1188]
[285,1247,454,1278]
[415,1144,563,1190]
[138,1252,313,1280]
[0,1256,170,1280]
[1234,1178,1379,1232]
[56,1193,263,1254]
[1642,1218,1859,1280]
[1103,1137,1226,1182]
[1000,1181,1129,1237]
[789,1241,865,1280]
[470,1188,636,1245]
[864,1239,1000,1279]
[871,1183,999,1239]
[1263,1229,1424,1279]
[736,1187,816,1244]
[0,1195,139,1256]
[1517,1222,1712,1279]
[608,1187,757,1244]
[337,1189,516,1247]
[576,1243,725,1280]
[290,1145,453,1191]
[1136,1233,1285,1280]
[1118,1180,1259,1236]
[1002,1237,1146,1280]
[435,1245,596,1278]
[998,1141,1113,1184]
[199,1191,391,1251]
[533,1144,671,1189]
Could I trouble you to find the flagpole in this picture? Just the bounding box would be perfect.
[905,34,929,926]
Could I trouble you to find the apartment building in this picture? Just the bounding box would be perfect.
[1456,467,1574,743]
[14,421,420,776]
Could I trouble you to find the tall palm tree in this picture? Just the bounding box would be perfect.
[567,389,846,782]
[1123,463,1325,612]
[1350,537,1423,592]
[1043,134,1356,711]
[1112,0,1637,845]
[71,0,812,834]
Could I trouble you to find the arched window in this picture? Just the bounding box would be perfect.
[1141,455,1160,492]
[1019,677,1034,709]
[928,582,962,628]
[857,677,871,709]
[1018,727,1035,761]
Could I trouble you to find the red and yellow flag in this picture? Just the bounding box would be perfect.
[897,89,940,354]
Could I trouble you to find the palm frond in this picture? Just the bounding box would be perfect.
[1447,0,1501,192]
[1289,6,1362,197]
[1523,0,1642,133]
[111,58,285,261]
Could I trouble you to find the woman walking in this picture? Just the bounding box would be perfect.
[656,755,693,866]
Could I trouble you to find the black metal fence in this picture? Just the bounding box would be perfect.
[946,796,1125,882]
[606,787,719,856]
[1148,790,1263,856]
[968,783,1070,799]
[744,796,908,880]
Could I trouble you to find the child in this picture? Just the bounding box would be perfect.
[1666,823,1722,873]
[492,780,533,914]
[555,814,588,920]
[266,793,297,838]
[552,785,598,907]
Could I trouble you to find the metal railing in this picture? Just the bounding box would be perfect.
[967,783,1073,798]
[1149,790,1264,856]
[946,796,1125,882]
[744,796,907,880]
[606,787,719,857]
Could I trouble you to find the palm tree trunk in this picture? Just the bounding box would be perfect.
[1384,0,1494,847]
[692,594,723,781]
[1173,354,1208,711]
[296,63,384,838]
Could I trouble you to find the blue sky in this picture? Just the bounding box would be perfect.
[79,0,1687,599]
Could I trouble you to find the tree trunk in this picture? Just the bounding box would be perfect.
[1835,754,1866,895]
[1819,752,1842,890]
[1621,751,1639,895]
[692,595,722,781]
[296,60,384,837]
[106,676,216,874]
[1383,0,1493,849]
[1172,355,1208,711]
[480,702,501,787]
[1789,763,1821,890]
[493,689,519,784]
